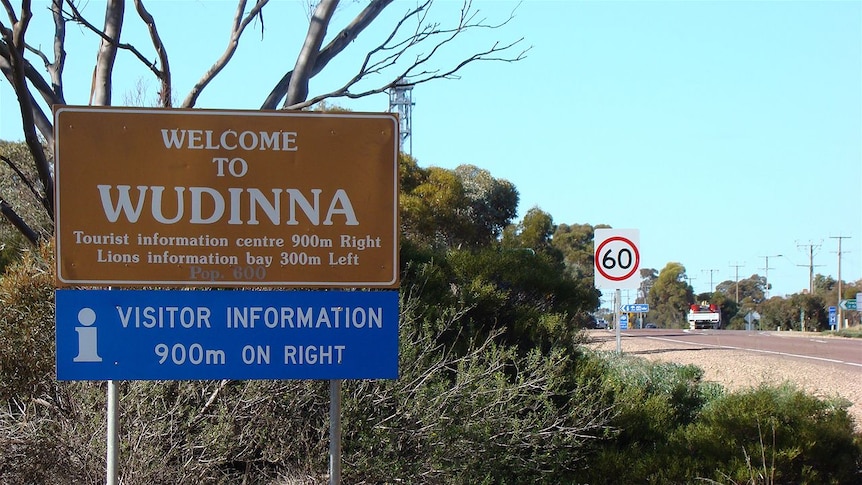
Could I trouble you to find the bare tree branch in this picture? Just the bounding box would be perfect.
[133,0,170,107]
[88,0,123,106]
[1,0,54,218]
[1,0,526,244]
[0,45,56,146]
[262,0,397,109]
[284,0,338,107]
[282,0,528,110]
[181,0,269,108]
[0,198,39,245]
[0,154,47,212]
[61,0,161,82]
[48,0,65,102]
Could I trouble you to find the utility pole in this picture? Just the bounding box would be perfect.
[729,262,745,303]
[686,275,698,295]
[830,236,851,330]
[796,241,822,295]
[760,254,782,300]
[702,269,720,294]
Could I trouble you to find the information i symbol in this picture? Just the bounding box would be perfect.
[73,307,103,362]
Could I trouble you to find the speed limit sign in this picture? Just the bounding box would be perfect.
[594,228,640,289]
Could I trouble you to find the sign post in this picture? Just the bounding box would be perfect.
[594,229,641,353]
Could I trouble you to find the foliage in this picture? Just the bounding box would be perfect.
[579,352,723,484]
[717,274,767,305]
[0,141,53,271]
[453,164,519,246]
[340,304,613,484]
[577,353,862,484]
[2,244,861,483]
[646,262,694,328]
[756,293,830,332]
[638,267,659,303]
[0,246,615,484]
[829,326,862,338]
[549,222,604,281]
[682,384,862,484]
[400,157,519,250]
[0,243,55,403]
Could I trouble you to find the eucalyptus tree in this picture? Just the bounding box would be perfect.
[646,262,693,328]
[716,274,766,304]
[638,267,658,303]
[0,0,527,245]
[550,222,601,280]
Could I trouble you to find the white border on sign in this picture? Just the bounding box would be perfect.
[594,228,641,290]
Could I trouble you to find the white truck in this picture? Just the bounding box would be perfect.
[687,302,721,330]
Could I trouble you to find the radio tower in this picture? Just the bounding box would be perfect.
[388,77,414,156]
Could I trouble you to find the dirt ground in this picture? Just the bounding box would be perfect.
[585,330,862,432]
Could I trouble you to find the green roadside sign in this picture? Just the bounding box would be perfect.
[839,299,857,311]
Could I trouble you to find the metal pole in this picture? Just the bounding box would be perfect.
[837,244,843,331]
[107,380,119,485]
[106,283,119,485]
[329,379,342,485]
[615,289,621,353]
[830,236,849,331]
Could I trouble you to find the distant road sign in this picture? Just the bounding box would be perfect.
[621,303,649,313]
[829,306,837,324]
[839,299,857,311]
[619,314,628,330]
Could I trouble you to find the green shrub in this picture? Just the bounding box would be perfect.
[0,244,55,403]
[580,351,725,483]
[337,294,614,484]
[578,351,862,484]
[682,384,862,484]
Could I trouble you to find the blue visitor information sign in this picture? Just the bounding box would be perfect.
[56,289,399,381]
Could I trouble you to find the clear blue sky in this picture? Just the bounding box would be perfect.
[2,0,860,301]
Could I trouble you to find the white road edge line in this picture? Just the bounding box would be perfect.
[644,336,862,368]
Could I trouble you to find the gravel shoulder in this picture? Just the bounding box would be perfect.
[585,330,862,432]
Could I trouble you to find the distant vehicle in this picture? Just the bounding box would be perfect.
[688,302,720,330]
[595,319,609,329]
[645,323,658,329]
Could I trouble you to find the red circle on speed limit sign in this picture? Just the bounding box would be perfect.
[595,235,640,282]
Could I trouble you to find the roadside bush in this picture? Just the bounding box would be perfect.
[580,352,725,483]
[579,351,862,484]
[0,243,55,403]
[681,384,862,484]
[340,311,613,484]
[0,140,53,273]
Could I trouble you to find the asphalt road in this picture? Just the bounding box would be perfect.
[609,329,862,370]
